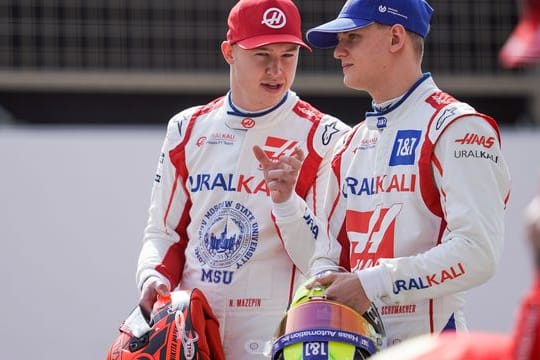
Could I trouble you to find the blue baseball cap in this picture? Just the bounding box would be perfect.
[306,0,434,49]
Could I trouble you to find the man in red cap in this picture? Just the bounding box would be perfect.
[500,0,540,69]
[135,0,350,358]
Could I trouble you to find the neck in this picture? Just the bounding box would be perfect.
[370,60,423,104]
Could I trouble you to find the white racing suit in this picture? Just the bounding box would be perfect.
[136,90,350,359]
[274,74,512,346]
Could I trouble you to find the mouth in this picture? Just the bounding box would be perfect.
[261,82,284,92]
[342,63,353,71]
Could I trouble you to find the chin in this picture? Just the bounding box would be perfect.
[344,77,365,92]
[343,77,355,89]
[265,90,286,103]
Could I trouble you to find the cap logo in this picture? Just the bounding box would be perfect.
[378,5,387,13]
[261,8,287,29]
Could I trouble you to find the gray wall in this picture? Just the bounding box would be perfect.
[0,126,538,360]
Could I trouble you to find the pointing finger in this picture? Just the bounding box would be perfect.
[252,145,274,168]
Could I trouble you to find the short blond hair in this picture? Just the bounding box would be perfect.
[408,31,425,60]
[375,23,425,60]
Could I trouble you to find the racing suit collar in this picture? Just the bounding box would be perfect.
[224,90,299,130]
[365,73,432,131]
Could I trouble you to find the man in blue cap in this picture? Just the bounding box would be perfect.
[258,0,512,347]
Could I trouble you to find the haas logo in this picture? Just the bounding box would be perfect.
[262,8,287,29]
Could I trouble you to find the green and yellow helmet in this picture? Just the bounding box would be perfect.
[271,279,386,360]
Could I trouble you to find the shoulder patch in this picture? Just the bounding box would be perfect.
[425,91,458,110]
[293,100,323,122]
[322,121,341,146]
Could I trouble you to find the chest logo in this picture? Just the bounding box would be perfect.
[376,117,387,129]
[347,204,402,270]
[389,130,421,166]
[195,201,259,273]
[262,136,299,161]
[241,118,255,128]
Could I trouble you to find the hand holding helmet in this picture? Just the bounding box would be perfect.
[271,275,386,360]
[138,277,171,320]
[106,289,225,360]
[308,271,373,316]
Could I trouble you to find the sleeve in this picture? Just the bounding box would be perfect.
[136,110,195,291]
[358,115,512,304]
[310,152,350,274]
[311,126,363,273]
[272,115,350,275]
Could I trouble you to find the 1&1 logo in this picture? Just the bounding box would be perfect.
[303,341,329,360]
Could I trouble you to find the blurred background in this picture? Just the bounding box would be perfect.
[0,1,539,359]
[0,0,538,125]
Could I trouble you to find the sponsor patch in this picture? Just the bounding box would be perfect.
[389,130,421,166]
[189,173,269,195]
[195,201,259,284]
[454,149,498,163]
[303,342,328,359]
[203,132,237,146]
[356,136,378,151]
[262,136,299,161]
[376,117,387,129]
[241,118,255,128]
[393,263,466,294]
[435,106,458,130]
[342,174,416,197]
[454,133,495,149]
[322,121,340,145]
[425,91,457,109]
[347,204,401,271]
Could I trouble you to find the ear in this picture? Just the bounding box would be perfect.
[221,41,234,64]
[389,24,406,53]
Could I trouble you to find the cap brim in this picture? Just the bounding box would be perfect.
[237,34,312,52]
[306,18,373,49]
[499,14,540,69]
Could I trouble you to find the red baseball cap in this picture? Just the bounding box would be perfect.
[226,0,311,51]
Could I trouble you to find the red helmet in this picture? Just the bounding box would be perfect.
[106,289,224,360]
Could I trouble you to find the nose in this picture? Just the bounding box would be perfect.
[267,57,282,76]
[334,42,346,59]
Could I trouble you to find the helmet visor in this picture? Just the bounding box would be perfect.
[272,300,377,357]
